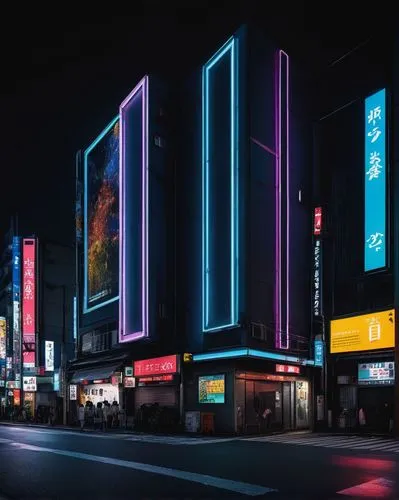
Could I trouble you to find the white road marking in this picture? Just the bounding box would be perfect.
[1,425,238,445]
[8,441,276,496]
[125,435,239,445]
[244,434,399,453]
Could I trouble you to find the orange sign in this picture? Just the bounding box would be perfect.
[330,309,395,354]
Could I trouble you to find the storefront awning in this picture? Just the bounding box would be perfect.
[70,364,120,384]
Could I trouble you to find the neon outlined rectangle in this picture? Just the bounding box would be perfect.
[119,76,149,343]
[275,50,290,349]
[364,88,386,272]
[202,36,239,333]
[83,116,120,314]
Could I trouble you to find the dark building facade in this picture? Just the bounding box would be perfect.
[314,33,395,433]
[177,25,316,434]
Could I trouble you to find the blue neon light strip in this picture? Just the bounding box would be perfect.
[364,89,386,272]
[83,116,120,314]
[202,36,239,332]
[192,348,314,366]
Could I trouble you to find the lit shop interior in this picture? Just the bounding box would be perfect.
[184,358,312,434]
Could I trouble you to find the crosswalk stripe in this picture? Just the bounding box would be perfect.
[242,434,399,452]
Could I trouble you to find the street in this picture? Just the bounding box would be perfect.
[0,425,398,499]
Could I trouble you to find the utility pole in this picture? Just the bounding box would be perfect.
[61,285,67,426]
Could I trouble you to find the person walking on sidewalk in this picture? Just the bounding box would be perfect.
[78,404,85,431]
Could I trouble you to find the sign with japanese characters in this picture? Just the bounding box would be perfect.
[134,355,178,377]
[22,239,36,368]
[313,239,322,316]
[23,376,37,392]
[69,384,77,401]
[365,89,386,272]
[45,341,54,372]
[330,309,394,354]
[12,237,21,381]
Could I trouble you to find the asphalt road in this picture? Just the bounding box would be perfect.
[0,425,398,499]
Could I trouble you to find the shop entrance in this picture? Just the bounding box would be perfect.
[358,386,394,433]
[236,372,310,434]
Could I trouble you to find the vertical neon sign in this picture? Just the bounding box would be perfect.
[275,50,290,349]
[22,238,36,368]
[202,36,239,333]
[12,236,21,384]
[364,88,386,272]
[119,76,149,343]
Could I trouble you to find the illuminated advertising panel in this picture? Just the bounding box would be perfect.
[23,376,37,392]
[84,116,120,313]
[134,355,178,377]
[330,309,394,354]
[119,76,149,343]
[0,318,5,382]
[364,89,386,272]
[22,238,36,368]
[358,362,394,386]
[198,374,225,404]
[202,37,239,333]
[313,240,322,316]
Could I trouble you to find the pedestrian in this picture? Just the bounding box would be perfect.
[103,402,109,431]
[78,404,85,431]
[94,402,103,431]
[111,401,119,428]
[359,407,366,430]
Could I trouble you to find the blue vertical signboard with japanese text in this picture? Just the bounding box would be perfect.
[364,89,386,272]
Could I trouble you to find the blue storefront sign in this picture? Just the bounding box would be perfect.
[314,339,324,367]
[364,89,386,272]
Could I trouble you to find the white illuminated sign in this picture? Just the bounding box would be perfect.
[23,376,37,392]
[69,384,77,401]
[45,341,54,372]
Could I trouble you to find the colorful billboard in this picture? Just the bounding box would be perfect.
[84,117,119,313]
[364,89,386,272]
[199,374,225,404]
[12,236,21,383]
[22,238,36,368]
[330,309,394,354]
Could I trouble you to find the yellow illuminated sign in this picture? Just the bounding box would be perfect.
[330,309,395,354]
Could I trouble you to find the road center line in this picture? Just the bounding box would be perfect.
[9,441,276,496]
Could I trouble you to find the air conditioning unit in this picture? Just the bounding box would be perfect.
[251,322,266,341]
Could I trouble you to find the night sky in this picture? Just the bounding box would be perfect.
[0,2,376,246]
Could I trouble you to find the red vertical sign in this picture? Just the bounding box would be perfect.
[22,239,36,368]
[314,207,322,235]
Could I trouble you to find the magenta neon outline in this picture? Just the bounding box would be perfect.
[118,75,149,343]
[275,50,290,349]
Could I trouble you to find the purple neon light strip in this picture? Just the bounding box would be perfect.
[274,51,281,348]
[119,76,149,343]
[284,50,290,350]
[275,50,290,350]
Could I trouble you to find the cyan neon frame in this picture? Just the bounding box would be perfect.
[202,36,239,333]
[83,116,120,314]
[275,50,290,349]
[119,76,149,343]
[192,347,314,366]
